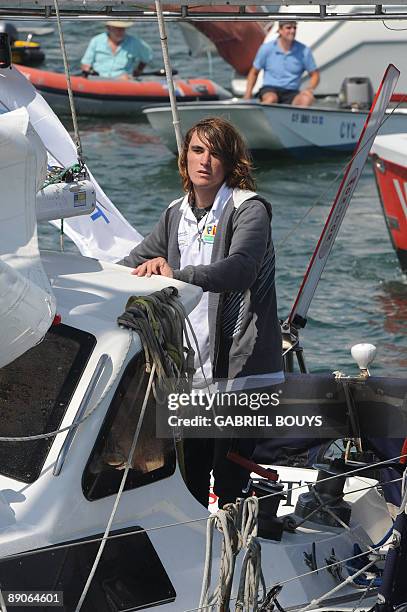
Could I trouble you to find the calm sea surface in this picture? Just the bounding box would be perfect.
[14,18,407,376]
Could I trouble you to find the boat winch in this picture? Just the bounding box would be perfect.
[295,460,352,527]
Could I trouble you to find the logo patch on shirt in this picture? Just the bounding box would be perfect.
[203,224,217,243]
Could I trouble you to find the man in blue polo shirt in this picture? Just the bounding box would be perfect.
[244,20,320,106]
[81,20,153,80]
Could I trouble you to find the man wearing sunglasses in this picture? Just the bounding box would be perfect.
[244,20,320,106]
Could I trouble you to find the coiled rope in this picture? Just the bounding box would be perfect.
[199,503,241,611]
[117,286,196,401]
[199,497,267,612]
[236,497,266,612]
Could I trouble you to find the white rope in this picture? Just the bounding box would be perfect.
[74,362,156,611]
[199,504,241,611]
[236,497,266,612]
[299,558,377,612]
[53,0,83,161]
[155,0,183,154]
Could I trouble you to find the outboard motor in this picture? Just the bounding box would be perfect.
[338,77,374,110]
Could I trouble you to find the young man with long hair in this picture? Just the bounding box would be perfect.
[120,117,282,507]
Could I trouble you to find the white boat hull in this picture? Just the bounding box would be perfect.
[144,100,407,156]
[0,249,396,611]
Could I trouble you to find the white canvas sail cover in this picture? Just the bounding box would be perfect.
[0,107,56,368]
[0,66,143,262]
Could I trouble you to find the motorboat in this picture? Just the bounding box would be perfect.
[143,97,407,156]
[15,64,232,117]
[370,133,407,273]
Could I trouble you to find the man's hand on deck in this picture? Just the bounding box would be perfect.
[132,257,174,278]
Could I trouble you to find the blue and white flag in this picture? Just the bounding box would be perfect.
[0,66,143,262]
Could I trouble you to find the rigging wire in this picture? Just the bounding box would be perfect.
[256,452,407,504]
[296,558,378,612]
[53,0,86,253]
[275,91,407,252]
[53,0,84,164]
[0,473,401,564]
[183,543,391,612]
[155,0,183,154]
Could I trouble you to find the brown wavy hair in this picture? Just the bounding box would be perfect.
[178,117,256,194]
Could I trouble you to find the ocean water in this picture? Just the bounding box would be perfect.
[14,17,406,377]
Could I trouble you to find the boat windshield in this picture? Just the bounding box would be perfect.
[0,324,96,483]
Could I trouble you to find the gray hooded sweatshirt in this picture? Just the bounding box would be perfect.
[119,188,283,379]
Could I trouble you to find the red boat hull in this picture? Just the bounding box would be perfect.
[371,141,407,273]
[15,65,231,116]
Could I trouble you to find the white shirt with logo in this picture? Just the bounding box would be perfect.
[178,183,233,384]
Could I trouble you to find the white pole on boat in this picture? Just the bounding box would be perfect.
[155,0,183,155]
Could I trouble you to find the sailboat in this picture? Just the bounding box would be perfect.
[0,2,406,611]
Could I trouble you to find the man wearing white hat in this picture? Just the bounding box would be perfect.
[81,21,152,79]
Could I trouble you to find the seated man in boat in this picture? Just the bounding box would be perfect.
[244,20,320,106]
[80,20,152,80]
[119,117,283,508]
